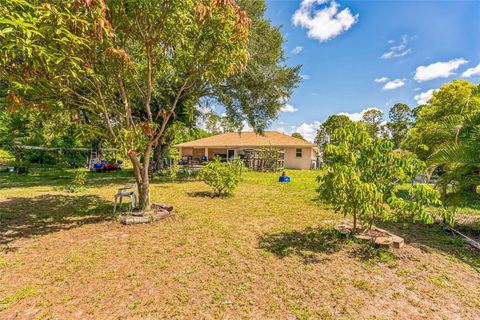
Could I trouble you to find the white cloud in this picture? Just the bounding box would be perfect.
[285,107,384,142]
[414,89,437,105]
[382,78,406,90]
[381,49,411,59]
[242,120,254,132]
[275,127,288,134]
[280,103,298,113]
[374,77,389,83]
[338,107,381,122]
[462,63,480,78]
[292,0,359,42]
[414,58,468,82]
[291,46,304,55]
[300,74,311,80]
[381,34,413,59]
[295,121,322,142]
[414,87,421,91]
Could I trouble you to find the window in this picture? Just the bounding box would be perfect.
[295,148,302,158]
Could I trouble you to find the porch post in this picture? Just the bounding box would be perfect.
[204,147,209,160]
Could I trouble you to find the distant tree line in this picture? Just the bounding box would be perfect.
[315,79,480,201]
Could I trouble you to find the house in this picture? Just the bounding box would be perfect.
[175,131,318,170]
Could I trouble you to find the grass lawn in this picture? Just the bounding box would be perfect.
[0,169,479,319]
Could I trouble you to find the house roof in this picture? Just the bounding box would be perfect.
[175,131,317,148]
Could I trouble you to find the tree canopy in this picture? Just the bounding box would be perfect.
[315,114,353,147]
[1,0,252,209]
[405,80,480,160]
[361,108,384,138]
[387,103,412,149]
[291,132,306,140]
[215,0,301,132]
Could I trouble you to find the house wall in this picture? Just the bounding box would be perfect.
[284,147,313,170]
[180,146,314,169]
[191,148,204,160]
[179,147,193,158]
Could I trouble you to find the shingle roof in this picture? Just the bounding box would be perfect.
[175,131,317,148]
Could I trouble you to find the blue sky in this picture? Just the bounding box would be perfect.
[264,0,480,141]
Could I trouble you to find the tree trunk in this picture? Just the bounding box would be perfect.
[352,212,357,234]
[151,143,169,177]
[138,180,150,210]
[128,149,152,211]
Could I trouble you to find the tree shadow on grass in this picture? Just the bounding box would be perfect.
[0,194,112,251]
[259,226,404,265]
[378,221,480,271]
[151,177,198,184]
[187,191,231,198]
[258,227,350,264]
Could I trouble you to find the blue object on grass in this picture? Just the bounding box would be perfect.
[279,176,290,183]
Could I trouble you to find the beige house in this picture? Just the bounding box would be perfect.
[175,131,318,170]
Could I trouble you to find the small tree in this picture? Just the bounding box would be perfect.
[67,169,87,193]
[318,122,443,233]
[167,147,180,182]
[199,157,241,196]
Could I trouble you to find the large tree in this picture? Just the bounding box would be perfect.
[315,114,353,150]
[148,0,300,175]
[1,0,252,209]
[428,109,480,195]
[405,80,480,161]
[214,0,301,131]
[361,108,384,138]
[387,103,412,149]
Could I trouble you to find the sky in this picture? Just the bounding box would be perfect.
[262,0,480,141]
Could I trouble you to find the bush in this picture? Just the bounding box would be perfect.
[177,168,199,180]
[168,147,180,181]
[199,157,242,196]
[67,169,87,193]
[0,149,14,165]
[15,160,30,175]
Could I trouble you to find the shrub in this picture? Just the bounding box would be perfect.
[199,157,242,196]
[15,160,30,175]
[0,149,14,165]
[168,147,180,181]
[67,169,87,193]
[177,168,199,180]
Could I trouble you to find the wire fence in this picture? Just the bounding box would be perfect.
[454,212,480,243]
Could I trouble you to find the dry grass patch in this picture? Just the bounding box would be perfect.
[0,169,479,319]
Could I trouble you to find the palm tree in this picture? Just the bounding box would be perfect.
[428,113,480,200]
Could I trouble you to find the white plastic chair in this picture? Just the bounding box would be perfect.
[113,184,137,213]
